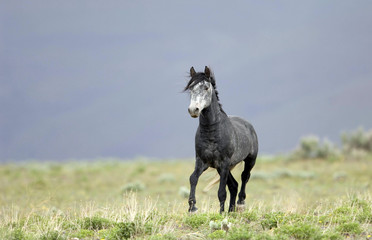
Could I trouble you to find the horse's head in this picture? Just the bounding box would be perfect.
[184,66,214,118]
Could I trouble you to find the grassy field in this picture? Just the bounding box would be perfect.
[0,156,371,239]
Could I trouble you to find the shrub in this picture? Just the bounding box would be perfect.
[241,209,259,222]
[356,210,371,223]
[322,231,343,240]
[121,181,146,193]
[333,171,348,181]
[80,216,113,230]
[209,220,221,231]
[157,173,175,183]
[227,227,253,240]
[140,221,154,235]
[274,223,322,240]
[178,186,189,198]
[184,213,208,229]
[108,222,136,240]
[250,171,273,180]
[254,233,275,240]
[208,213,225,222]
[149,233,177,240]
[298,135,320,158]
[131,164,147,176]
[208,229,226,239]
[331,205,355,224]
[72,229,94,239]
[333,205,352,215]
[336,222,362,234]
[98,229,111,239]
[293,136,339,160]
[40,230,65,240]
[350,196,370,209]
[155,212,172,226]
[61,220,78,231]
[7,228,26,240]
[341,127,372,154]
[352,198,372,223]
[260,212,286,230]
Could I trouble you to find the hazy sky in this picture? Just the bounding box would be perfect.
[1,1,372,161]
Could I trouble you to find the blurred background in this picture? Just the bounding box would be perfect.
[1,1,372,161]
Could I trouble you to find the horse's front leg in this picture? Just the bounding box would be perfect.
[188,157,208,213]
[217,162,229,214]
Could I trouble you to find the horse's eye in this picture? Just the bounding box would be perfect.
[204,85,209,91]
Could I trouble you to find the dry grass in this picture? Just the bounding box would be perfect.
[0,156,371,239]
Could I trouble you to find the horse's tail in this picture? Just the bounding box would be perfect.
[203,174,220,192]
[203,163,243,192]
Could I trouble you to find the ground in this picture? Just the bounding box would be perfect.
[0,156,371,239]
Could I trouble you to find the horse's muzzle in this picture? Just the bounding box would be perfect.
[188,107,200,118]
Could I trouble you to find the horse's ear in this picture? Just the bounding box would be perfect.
[190,67,196,77]
[204,66,211,78]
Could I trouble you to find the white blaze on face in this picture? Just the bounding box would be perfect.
[188,81,213,118]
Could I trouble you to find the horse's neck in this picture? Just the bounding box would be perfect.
[199,93,223,130]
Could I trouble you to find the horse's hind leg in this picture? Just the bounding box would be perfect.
[237,154,256,205]
[227,171,238,212]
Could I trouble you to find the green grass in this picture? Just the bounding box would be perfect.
[0,156,371,239]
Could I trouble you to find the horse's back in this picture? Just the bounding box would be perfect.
[228,116,258,164]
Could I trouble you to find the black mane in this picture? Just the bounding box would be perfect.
[184,71,225,114]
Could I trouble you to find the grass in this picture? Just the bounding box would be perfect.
[0,156,371,239]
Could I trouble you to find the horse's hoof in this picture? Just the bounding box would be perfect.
[188,206,198,213]
[237,200,245,205]
[228,206,236,212]
[236,204,245,212]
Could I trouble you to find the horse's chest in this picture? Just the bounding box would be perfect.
[197,138,227,168]
[196,123,235,168]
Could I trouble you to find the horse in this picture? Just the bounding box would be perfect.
[184,66,258,213]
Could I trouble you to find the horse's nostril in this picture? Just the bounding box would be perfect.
[188,107,199,114]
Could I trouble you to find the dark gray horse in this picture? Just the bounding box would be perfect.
[184,66,258,213]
